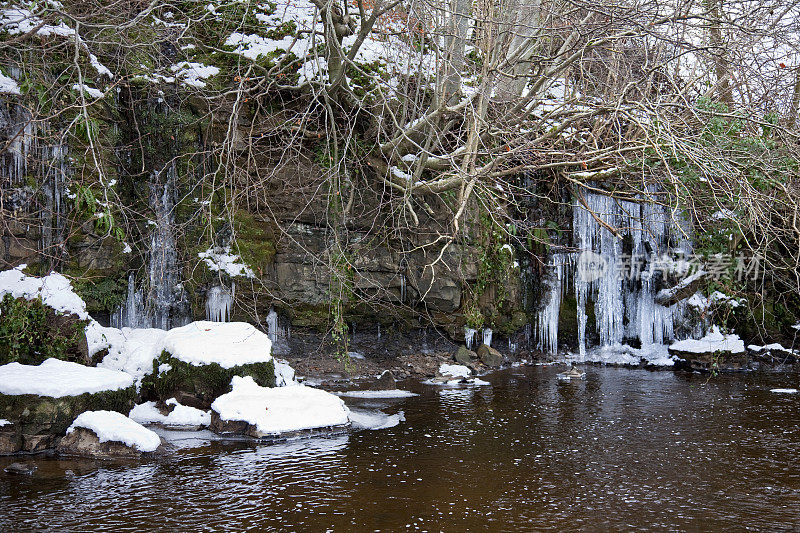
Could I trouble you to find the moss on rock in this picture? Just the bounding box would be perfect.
[0,385,137,454]
[0,295,90,366]
[142,351,275,409]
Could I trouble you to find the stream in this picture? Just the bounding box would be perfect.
[2,365,800,531]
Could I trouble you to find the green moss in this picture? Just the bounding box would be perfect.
[233,210,276,276]
[142,351,275,407]
[0,385,137,437]
[72,274,127,313]
[0,295,89,365]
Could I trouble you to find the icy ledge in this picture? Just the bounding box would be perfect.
[211,376,350,435]
[67,411,161,452]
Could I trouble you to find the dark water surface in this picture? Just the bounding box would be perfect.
[2,366,800,531]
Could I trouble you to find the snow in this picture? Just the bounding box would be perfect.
[95,326,168,383]
[67,411,161,452]
[568,343,677,367]
[170,62,219,88]
[748,343,796,353]
[0,359,133,397]
[72,83,104,98]
[439,364,472,378]
[0,265,89,319]
[161,321,272,368]
[0,72,20,95]
[670,326,745,354]
[336,390,418,398]
[198,246,255,278]
[0,419,10,427]
[274,359,298,386]
[211,376,350,435]
[770,388,798,394]
[129,400,211,427]
[1,7,113,78]
[348,409,405,430]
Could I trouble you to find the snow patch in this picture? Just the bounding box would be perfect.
[129,400,211,427]
[0,359,134,397]
[0,265,89,319]
[67,411,161,452]
[0,72,20,95]
[211,376,350,434]
[670,326,745,354]
[770,388,798,394]
[161,321,272,368]
[198,245,255,278]
[439,364,471,378]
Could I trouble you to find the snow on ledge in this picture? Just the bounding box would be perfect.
[670,326,745,354]
[211,376,350,434]
[770,388,798,394]
[129,399,210,427]
[0,359,134,397]
[162,321,273,368]
[68,411,161,452]
[0,72,20,95]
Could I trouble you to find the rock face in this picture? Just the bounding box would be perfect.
[371,370,396,391]
[476,345,503,368]
[0,389,136,454]
[57,427,143,459]
[454,346,478,366]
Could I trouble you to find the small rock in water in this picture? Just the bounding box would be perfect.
[371,370,396,391]
[455,346,478,366]
[5,462,36,475]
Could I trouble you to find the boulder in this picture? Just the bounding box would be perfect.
[669,327,747,372]
[454,346,477,366]
[210,376,350,439]
[57,411,161,459]
[0,360,136,454]
[371,370,396,391]
[476,345,503,368]
[57,427,142,459]
[142,322,276,409]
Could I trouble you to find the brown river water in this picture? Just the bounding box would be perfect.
[2,365,800,531]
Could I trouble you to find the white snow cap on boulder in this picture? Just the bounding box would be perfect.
[0,359,134,397]
[670,326,745,354]
[162,321,272,368]
[0,265,89,319]
[67,411,161,452]
[211,376,350,434]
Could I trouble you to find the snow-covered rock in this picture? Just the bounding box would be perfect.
[669,326,748,372]
[161,321,272,368]
[439,364,471,378]
[210,376,350,437]
[670,326,745,355]
[0,265,89,319]
[0,359,133,397]
[129,399,210,427]
[59,410,161,457]
[0,360,137,454]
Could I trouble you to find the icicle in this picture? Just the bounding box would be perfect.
[400,274,406,303]
[536,253,571,354]
[206,286,233,322]
[482,328,493,347]
[266,307,279,342]
[464,326,477,350]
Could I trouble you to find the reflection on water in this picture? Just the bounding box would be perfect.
[2,366,800,531]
